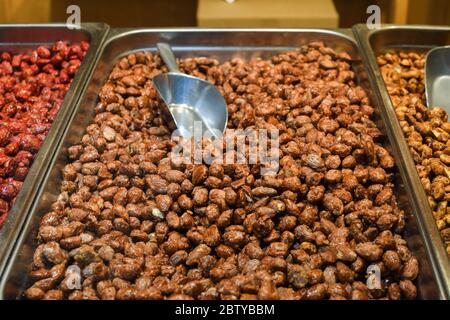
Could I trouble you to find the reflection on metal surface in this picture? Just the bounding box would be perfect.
[425,45,450,114]
[168,104,210,137]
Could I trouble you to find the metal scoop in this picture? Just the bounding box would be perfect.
[425,46,450,115]
[152,43,228,138]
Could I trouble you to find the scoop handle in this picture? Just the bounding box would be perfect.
[157,43,181,73]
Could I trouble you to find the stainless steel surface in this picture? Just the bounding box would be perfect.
[353,23,450,299]
[0,23,109,277]
[157,42,181,72]
[0,28,444,299]
[153,43,228,138]
[425,46,450,114]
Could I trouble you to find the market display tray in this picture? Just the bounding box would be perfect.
[0,27,447,299]
[0,23,110,277]
[353,23,450,298]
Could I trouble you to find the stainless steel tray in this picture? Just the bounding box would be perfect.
[0,28,445,299]
[353,24,450,298]
[0,23,109,276]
